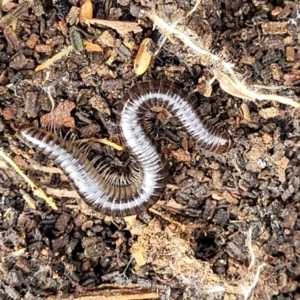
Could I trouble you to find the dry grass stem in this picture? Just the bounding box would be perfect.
[149,207,186,230]
[146,10,300,108]
[0,149,58,210]
[246,226,256,270]
[241,263,266,300]
[35,45,73,71]
[21,192,37,210]
[186,0,203,17]
[73,137,123,151]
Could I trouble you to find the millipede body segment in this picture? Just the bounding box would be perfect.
[19,80,233,217]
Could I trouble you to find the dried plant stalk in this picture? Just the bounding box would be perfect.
[35,45,73,71]
[146,10,300,108]
[73,137,123,151]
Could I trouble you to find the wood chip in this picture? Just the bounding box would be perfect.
[9,53,27,70]
[283,70,300,86]
[286,46,295,62]
[4,26,20,51]
[84,18,142,35]
[240,55,256,66]
[222,191,239,205]
[261,22,287,35]
[89,94,111,115]
[41,100,76,129]
[269,63,283,81]
[271,6,283,16]
[0,1,33,28]
[274,155,289,183]
[35,44,52,54]
[58,20,68,36]
[66,6,80,25]
[259,107,280,119]
[83,40,102,52]
[2,103,18,120]
[171,149,191,162]
[24,91,38,118]
[262,133,273,145]
[283,36,293,45]
[26,33,39,49]
[241,103,251,122]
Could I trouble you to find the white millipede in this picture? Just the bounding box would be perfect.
[19,80,232,217]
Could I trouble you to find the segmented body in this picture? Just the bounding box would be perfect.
[19,80,232,217]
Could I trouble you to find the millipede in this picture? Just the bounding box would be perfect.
[19,80,233,217]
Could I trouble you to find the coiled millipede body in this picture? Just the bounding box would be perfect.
[19,80,233,217]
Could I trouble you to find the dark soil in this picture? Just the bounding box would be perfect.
[0,0,300,299]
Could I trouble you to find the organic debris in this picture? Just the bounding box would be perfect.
[0,150,57,210]
[0,0,299,299]
[146,10,300,108]
[83,18,142,35]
